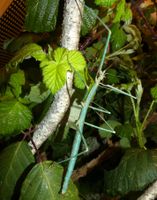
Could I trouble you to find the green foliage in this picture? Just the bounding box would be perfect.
[3,34,34,53]
[68,100,82,125]
[104,149,157,196]
[74,70,86,89]
[85,41,104,60]
[67,50,86,72]
[112,0,132,24]
[25,0,59,32]
[40,47,86,93]
[106,69,119,84]
[85,40,105,71]
[9,70,25,98]
[119,137,131,148]
[24,83,50,104]
[20,161,79,200]
[99,120,121,138]
[0,87,14,101]
[94,0,118,7]
[81,6,98,36]
[7,43,46,68]
[6,44,87,94]
[151,85,157,100]
[115,123,133,141]
[41,60,69,94]
[113,0,125,23]
[111,23,127,51]
[0,142,35,200]
[0,100,32,136]
[122,4,132,23]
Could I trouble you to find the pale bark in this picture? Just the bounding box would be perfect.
[137,180,157,200]
[29,0,84,154]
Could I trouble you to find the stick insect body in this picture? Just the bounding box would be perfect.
[61,2,112,193]
[61,1,136,194]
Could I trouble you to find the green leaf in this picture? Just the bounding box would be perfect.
[0,100,32,135]
[3,34,34,53]
[53,47,69,64]
[119,137,131,148]
[0,87,14,101]
[99,120,121,138]
[20,161,79,200]
[9,70,25,97]
[7,43,46,68]
[151,85,157,100]
[25,0,59,32]
[106,69,119,84]
[85,44,98,60]
[104,149,157,196]
[41,48,86,93]
[41,62,69,94]
[42,63,67,94]
[40,48,70,93]
[81,6,98,36]
[111,23,127,51]
[94,0,118,7]
[68,100,82,125]
[74,70,86,89]
[36,94,54,123]
[24,83,50,103]
[68,50,86,72]
[122,4,132,23]
[0,142,35,200]
[115,123,133,140]
[113,0,125,23]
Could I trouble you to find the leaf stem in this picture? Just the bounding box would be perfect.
[129,91,145,148]
[141,100,155,131]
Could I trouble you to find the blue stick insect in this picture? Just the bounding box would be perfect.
[61,1,136,194]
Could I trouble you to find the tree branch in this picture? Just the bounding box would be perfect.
[29,0,84,154]
[72,148,119,181]
[137,180,157,200]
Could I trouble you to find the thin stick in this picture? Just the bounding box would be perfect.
[84,122,115,133]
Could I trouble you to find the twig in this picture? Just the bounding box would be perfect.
[72,147,119,181]
[137,180,157,200]
[131,0,156,35]
[23,127,42,162]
